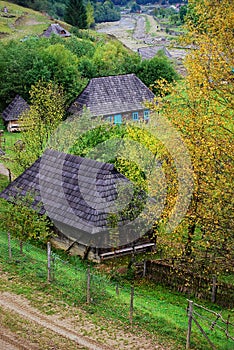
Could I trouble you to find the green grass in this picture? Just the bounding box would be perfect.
[0,230,233,350]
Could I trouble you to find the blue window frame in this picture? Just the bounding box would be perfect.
[132,112,139,121]
[114,114,122,124]
[106,116,112,122]
[144,110,150,120]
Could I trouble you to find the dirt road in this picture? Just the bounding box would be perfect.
[0,291,165,350]
[0,292,109,350]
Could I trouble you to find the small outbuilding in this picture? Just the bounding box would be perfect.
[68,74,155,124]
[1,95,29,132]
[41,23,71,38]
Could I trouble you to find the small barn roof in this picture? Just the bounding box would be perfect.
[137,46,172,60]
[0,149,146,247]
[68,74,155,117]
[42,23,71,38]
[1,95,29,122]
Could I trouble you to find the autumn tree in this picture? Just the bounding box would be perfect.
[15,81,65,173]
[148,0,234,274]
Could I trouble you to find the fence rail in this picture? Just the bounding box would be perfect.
[146,260,234,307]
[186,300,234,349]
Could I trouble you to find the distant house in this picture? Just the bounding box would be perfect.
[41,23,71,38]
[137,46,172,60]
[1,95,29,132]
[0,149,155,261]
[68,74,155,124]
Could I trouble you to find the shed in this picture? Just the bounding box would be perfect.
[1,95,29,132]
[0,149,155,261]
[41,23,71,38]
[68,74,155,124]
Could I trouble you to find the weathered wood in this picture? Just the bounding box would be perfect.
[186,300,193,349]
[87,266,91,304]
[192,316,216,349]
[143,260,147,277]
[116,283,119,296]
[47,242,51,283]
[7,231,12,259]
[129,285,134,327]
[211,275,217,303]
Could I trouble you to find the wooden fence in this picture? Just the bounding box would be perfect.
[146,260,234,308]
[186,300,234,349]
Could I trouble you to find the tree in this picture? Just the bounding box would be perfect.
[15,81,65,172]
[179,5,187,24]
[34,43,85,104]
[64,0,87,29]
[148,0,234,274]
[86,1,95,28]
[135,55,179,92]
[0,193,52,254]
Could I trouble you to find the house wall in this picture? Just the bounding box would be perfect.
[104,109,150,124]
[7,120,20,132]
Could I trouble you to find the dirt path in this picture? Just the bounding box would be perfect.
[0,291,165,350]
[0,292,109,350]
[0,326,39,350]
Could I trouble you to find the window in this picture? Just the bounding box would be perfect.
[106,116,112,122]
[144,110,150,120]
[114,114,122,124]
[132,112,139,121]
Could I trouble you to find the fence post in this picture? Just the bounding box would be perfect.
[143,260,147,277]
[87,265,91,304]
[129,285,134,327]
[47,242,51,283]
[186,300,193,349]
[211,275,217,303]
[7,231,12,259]
[116,283,119,296]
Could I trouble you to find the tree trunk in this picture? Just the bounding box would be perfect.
[185,222,196,256]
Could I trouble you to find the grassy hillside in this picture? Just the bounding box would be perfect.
[0,1,70,41]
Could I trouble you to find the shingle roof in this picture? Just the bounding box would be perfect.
[68,74,155,116]
[0,149,145,246]
[137,46,172,60]
[1,95,29,122]
[42,23,71,38]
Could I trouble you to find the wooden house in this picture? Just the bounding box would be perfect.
[1,95,29,132]
[0,149,155,261]
[68,74,155,124]
[41,23,71,38]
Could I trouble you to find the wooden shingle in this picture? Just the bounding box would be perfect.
[0,149,134,233]
[68,74,155,117]
[42,23,71,38]
[1,95,29,122]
